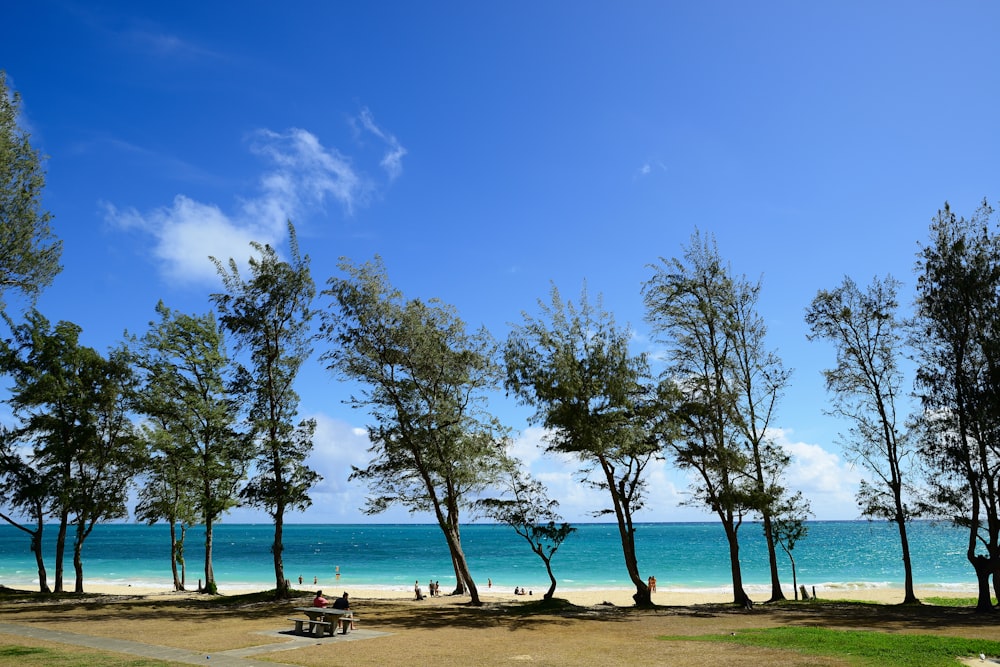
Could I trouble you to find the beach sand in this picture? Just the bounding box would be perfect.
[0,583,994,666]
[52,581,972,606]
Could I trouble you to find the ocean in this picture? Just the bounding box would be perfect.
[0,521,978,597]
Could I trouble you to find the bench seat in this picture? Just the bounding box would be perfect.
[287,617,332,637]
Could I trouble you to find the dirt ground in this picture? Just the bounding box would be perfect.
[1,589,998,666]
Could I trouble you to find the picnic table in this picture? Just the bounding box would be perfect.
[288,606,355,637]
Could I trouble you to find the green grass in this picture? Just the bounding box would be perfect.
[660,627,1000,666]
[0,645,179,667]
[924,596,997,608]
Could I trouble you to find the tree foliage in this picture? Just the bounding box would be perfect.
[131,301,249,594]
[806,274,919,603]
[0,71,62,309]
[0,311,140,593]
[476,459,575,600]
[211,222,319,599]
[505,284,658,606]
[912,200,1000,612]
[322,256,506,605]
[644,231,791,607]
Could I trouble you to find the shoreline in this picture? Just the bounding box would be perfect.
[1,580,977,607]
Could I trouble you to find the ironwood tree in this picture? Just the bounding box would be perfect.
[806,274,919,604]
[131,301,249,594]
[0,71,62,309]
[0,311,140,593]
[643,231,791,608]
[321,256,506,605]
[211,223,319,599]
[505,284,659,607]
[912,200,1000,613]
[476,459,575,600]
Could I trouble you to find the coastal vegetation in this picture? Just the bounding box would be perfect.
[3,72,1000,614]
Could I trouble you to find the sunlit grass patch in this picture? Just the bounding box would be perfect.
[659,627,1000,666]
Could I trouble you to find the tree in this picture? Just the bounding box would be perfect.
[0,432,51,591]
[134,425,198,591]
[131,302,249,594]
[0,311,140,593]
[505,285,659,607]
[476,459,575,600]
[772,492,810,601]
[912,200,1000,613]
[0,71,62,308]
[644,231,790,608]
[211,223,319,599]
[806,275,919,604]
[321,256,506,605]
[729,265,792,602]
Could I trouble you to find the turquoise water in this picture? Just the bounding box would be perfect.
[0,521,977,596]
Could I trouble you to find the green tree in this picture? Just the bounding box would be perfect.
[0,72,62,308]
[505,285,659,607]
[131,302,249,594]
[912,200,1000,613]
[211,223,319,599]
[0,311,140,593]
[644,231,790,608]
[321,256,506,605]
[772,491,810,601]
[476,459,575,600]
[0,432,51,591]
[134,425,198,591]
[806,275,919,604]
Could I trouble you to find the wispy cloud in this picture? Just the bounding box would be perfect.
[634,158,667,180]
[107,112,405,286]
[354,108,407,181]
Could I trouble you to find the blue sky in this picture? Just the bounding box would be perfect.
[4,1,1000,524]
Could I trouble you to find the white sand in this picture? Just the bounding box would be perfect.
[4,580,973,607]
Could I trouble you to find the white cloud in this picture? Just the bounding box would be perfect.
[107,115,405,286]
[774,428,863,520]
[356,108,407,181]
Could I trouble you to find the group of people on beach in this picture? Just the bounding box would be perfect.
[414,579,443,599]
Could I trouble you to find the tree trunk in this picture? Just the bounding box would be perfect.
[896,511,919,604]
[790,555,798,600]
[30,527,50,593]
[169,521,182,591]
[54,511,68,593]
[723,516,750,607]
[761,512,785,602]
[72,523,85,593]
[441,520,479,604]
[273,508,289,598]
[205,516,217,594]
[542,556,557,600]
[970,554,995,613]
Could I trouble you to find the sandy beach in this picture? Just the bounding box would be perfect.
[1,581,995,666]
[17,580,973,606]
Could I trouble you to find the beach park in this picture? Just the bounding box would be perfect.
[2,584,1000,666]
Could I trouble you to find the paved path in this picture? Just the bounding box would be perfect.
[0,622,391,666]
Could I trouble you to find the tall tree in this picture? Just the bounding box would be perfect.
[505,285,659,606]
[321,256,506,605]
[912,200,1000,613]
[0,311,140,593]
[644,231,790,608]
[211,223,319,599]
[0,432,51,591]
[134,425,198,591]
[131,302,248,594]
[0,71,62,308]
[806,275,919,604]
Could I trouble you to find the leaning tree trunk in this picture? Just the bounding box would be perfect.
[970,554,995,613]
[169,521,182,591]
[761,511,785,601]
[722,515,750,607]
[542,556,558,600]
[896,512,918,604]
